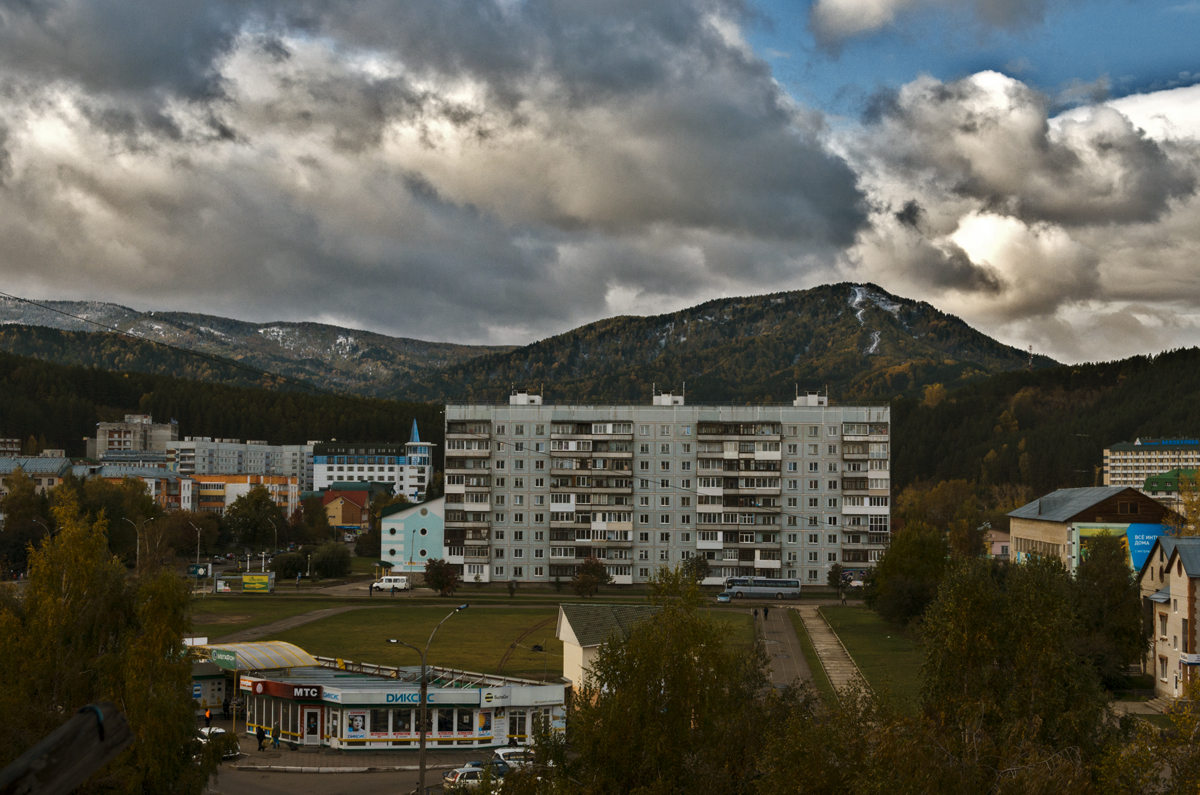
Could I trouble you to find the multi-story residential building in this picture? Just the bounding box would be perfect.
[88,414,179,458]
[74,464,197,512]
[167,438,315,491]
[443,391,890,586]
[0,439,21,456]
[1138,536,1200,700]
[1105,438,1200,488]
[1143,469,1197,510]
[191,474,301,517]
[313,421,434,501]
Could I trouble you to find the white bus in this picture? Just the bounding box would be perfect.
[721,577,802,599]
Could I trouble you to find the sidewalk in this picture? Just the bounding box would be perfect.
[207,718,498,772]
[793,605,863,693]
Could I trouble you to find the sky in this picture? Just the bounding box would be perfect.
[0,0,1197,364]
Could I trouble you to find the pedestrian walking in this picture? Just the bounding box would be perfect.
[391,585,397,597]
[204,707,212,728]
[296,572,301,590]
[256,724,266,751]
[222,697,230,720]
[763,606,770,621]
[753,608,758,620]
[272,721,281,750]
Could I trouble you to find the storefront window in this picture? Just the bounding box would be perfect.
[370,708,390,734]
[392,709,411,733]
[437,708,455,745]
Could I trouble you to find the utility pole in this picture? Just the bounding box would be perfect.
[260,551,268,572]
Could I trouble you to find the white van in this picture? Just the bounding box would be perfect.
[371,575,410,592]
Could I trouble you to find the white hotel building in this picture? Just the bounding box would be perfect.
[443,392,891,586]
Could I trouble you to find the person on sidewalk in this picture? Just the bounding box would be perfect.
[296,572,301,591]
[256,724,266,751]
[204,707,212,728]
[222,697,230,720]
[753,608,758,620]
[272,721,281,750]
[763,606,770,621]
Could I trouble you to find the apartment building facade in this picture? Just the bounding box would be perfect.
[444,392,890,586]
[89,414,179,458]
[192,474,301,517]
[1105,438,1200,489]
[167,438,315,491]
[312,422,435,502]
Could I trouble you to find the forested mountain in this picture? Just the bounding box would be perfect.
[0,285,1055,404]
[0,351,442,461]
[403,283,1056,403]
[0,298,509,396]
[891,347,1200,493]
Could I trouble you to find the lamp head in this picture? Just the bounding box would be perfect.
[386,639,398,644]
[458,604,469,611]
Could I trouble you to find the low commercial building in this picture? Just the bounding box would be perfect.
[0,457,72,496]
[1137,537,1200,700]
[74,464,197,512]
[381,497,445,579]
[323,490,370,535]
[195,641,565,750]
[1007,486,1173,573]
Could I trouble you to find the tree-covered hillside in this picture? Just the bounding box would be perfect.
[0,351,442,459]
[892,347,1200,493]
[403,283,1056,403]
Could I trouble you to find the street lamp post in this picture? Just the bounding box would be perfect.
[388,604,469,795]
[122,517,148,573]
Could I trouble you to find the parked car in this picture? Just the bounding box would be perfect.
[492,747,534,768]
[443,765,505,789]
[196,727,240,760]
[464,759,511,777]
[716,593,732,604]
[371,575,410,592]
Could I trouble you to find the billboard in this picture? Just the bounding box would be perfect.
[1075,523,1166,571]
[242,573,275,593]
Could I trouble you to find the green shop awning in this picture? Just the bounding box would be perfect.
[376,560,395,569]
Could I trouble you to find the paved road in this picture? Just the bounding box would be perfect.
[794,605,863,693]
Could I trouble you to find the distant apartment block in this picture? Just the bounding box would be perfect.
[192,474,301,517]
[88,414,179,458]
[444,391,890,586]
[0,439,21,456]
[0,457,72,496]
[1105,438,1200,488]
[167,438,315,491]
[313,421,435,502]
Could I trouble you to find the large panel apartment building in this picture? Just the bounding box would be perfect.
[444,392,891,586]
[1105,438,1200,489]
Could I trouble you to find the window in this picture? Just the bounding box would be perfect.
[660,425,671,436]
[661,479,671,488]
[494,549,505,559]
[680,461,691,471]
[640,461,650,471]
[514,425,524,435]
[494,566,505,576]
[787,462,797,472]
[659,550,669,560]
[535,477,544,487]
[828,480,838,490]
[639,549,649,560]
[639,443,650,454]
[513,513,524,522]
[660,497,671,507]
[496,425,506,436]
[513,549,525,558]
[680,514,691,524]
[807,551,818,562]
[807,497,819,507]
[639,514,650,524]
[513,495,525,506]
[534,531,544,541]
[660,531,671,542]
[639,425,650,436]
[827,534,838,544]
[683,425,692,436]
[513,566,523,578]
[640,532,650,541]
[534,566,544,576]
[827,498,839,508]
[660,461,671,471]
[787,533,798,543]
[660,443,671,454]
[535,425,544,435]
[787,479,798,490]
[828,552,838,562]
[826,516,838,526]
[681,479,691,488]
[660,514,671,525]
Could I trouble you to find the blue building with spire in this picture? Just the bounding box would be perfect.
[312,421,436,502]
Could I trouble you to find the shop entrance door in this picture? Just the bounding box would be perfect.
[510,710,526,745]
[303,709,321,746]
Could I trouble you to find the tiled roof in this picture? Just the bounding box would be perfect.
[0,457,72,475]
[322,490,369,508]
[558,603,660,648]
[381,496,443,519]
[1008,486,1129,522]
[1175,540,1200,577]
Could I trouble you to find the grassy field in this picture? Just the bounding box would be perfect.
[820,606,923,710]
[789,611,837,707]
[270,606,565,678]
[189,597,366,641]
[708,611,756,647]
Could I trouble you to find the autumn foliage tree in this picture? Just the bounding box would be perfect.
[424,558,460,596]
[0,492,219,793]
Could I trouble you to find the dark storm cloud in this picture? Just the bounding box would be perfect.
[0,0,868,343]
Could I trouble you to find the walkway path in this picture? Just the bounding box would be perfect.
[794,605,862,692]
[753,606,811,688]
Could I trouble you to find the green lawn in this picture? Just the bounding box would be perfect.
[789,611,837,707]
[268,606,565,678]
[708,611,756,647]
[820,606,923,710]
[190,597,364,641]
[1138,713,1175,731]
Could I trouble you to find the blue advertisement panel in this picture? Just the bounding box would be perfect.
[1126,524,1166,572]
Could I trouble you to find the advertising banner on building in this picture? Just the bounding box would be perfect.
[1075,523,1166,571]
[346,711,368,739]
[209,648,238,670]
